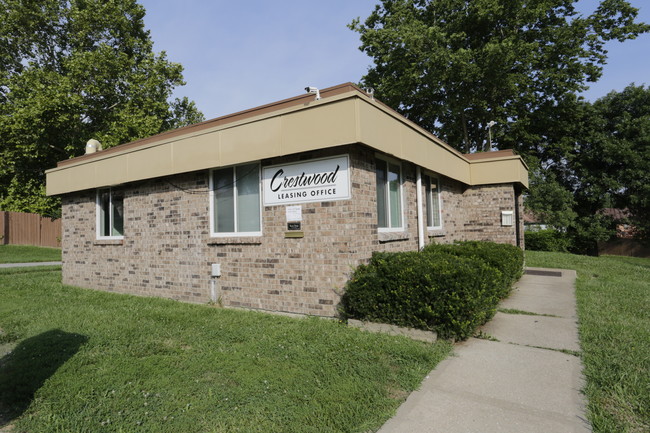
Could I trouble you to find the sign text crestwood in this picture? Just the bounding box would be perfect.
[262,155,350,206]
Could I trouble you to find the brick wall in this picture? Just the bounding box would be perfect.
[421,179,521,247]
[452,183,520,246]
[61,144,522,317]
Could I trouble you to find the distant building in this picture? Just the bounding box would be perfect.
[523,209,548,231]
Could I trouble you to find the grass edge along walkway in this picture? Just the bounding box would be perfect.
[0,267,451,433]
[525,251,649,433]
[0,245,61,264]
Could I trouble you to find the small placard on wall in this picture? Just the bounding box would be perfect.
[286,205,302,222]
[287,222,301,231]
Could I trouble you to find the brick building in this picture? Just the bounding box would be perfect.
[46,83,528,317]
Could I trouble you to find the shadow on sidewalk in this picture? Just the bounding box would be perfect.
[0,330,87,429]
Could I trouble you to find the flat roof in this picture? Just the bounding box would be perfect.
[46,83,528,195]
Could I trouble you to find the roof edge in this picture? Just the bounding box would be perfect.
[56,82,367,168]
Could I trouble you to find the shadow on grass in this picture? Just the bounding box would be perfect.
[0,330,87,428]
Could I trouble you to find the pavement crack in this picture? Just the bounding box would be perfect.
[507,342,581,357]
[497,308,561,318]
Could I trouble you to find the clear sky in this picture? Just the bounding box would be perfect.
[138,0,650,121]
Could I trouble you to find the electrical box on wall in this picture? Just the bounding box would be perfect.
[501,211,514,227]
[211,263,221,277]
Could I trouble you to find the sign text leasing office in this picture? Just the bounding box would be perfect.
[262,155,350,206]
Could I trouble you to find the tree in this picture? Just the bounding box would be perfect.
[0,0,204,217]
[523,85,650,250]
[579,84,650,241]
[524,170,577,230]
[350,0,649,154]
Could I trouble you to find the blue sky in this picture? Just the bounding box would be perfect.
[138,0,650,120]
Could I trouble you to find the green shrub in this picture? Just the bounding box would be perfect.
[340,249,503,340]
[422,241,524,298]
[525,229,571,252]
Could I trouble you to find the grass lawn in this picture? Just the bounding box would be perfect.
[0,268,451,433]
[526,251,650,433]
[0,245,61,263]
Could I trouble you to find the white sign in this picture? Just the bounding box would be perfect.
[263,155,350,206]
[286,205,302,222]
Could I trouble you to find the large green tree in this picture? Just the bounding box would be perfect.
[519,85,650,249]
[0,0,204,216]
[576,85,650,241]
[350,0,648,154]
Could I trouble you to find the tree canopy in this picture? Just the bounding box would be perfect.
[0,0,204,216]
[351,0,649,153]
[576,85,650,241]
[522,84,650,248]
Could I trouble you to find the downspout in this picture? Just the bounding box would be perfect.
[514,186,522,248]
[416,166,425,250]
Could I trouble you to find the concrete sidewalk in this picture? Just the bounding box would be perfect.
[0,261,62,268]
[378,267,591,433]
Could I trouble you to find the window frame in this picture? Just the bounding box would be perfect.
[209,162,263,238]
[375,155,405,232]
[96,187,124,240]
[423,172,443,230]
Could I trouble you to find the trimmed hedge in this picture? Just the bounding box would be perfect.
[340,241,524,340]
[422,241,524,298]
[525,229,571,252]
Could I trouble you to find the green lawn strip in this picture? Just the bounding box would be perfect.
[0,270,451,433]
[525,251,650,433]
[0,245,61,263]
[0,266,62,276]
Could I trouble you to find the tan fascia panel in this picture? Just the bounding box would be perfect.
[46,84,528,196]
[354,96,529,187]
[469,155,529,188]
[46,94,360,195]
[356,96,471,184]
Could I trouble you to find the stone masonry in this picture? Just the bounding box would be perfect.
[61,143,523,317]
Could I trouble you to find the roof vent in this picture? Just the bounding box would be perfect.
[85,139,103,154]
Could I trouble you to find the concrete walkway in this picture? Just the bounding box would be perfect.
[378,267,591,433]
[0,261,62,268]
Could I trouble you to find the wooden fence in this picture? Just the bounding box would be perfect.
[598,238,650,259]
[0,211,61,248]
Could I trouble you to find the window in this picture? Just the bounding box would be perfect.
[424,174,442,229]
[376,157,403,230]
[97,188,124,238]
[211,163,261,236]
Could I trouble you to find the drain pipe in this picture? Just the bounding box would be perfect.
[210,279,218,302]
[416,166,425,250]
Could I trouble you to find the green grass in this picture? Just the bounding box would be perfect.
[526,251,650,433]
[0,245,61,263]
[0,268,451,433]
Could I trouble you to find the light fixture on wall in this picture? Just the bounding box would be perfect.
[85,139,103,154]
[305,86,321,101]
[487,121,497,150]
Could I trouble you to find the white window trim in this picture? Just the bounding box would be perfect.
[96,188,124,240]
[375,154,405,233]
[209,162,263,238]
[424,172,443,230]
